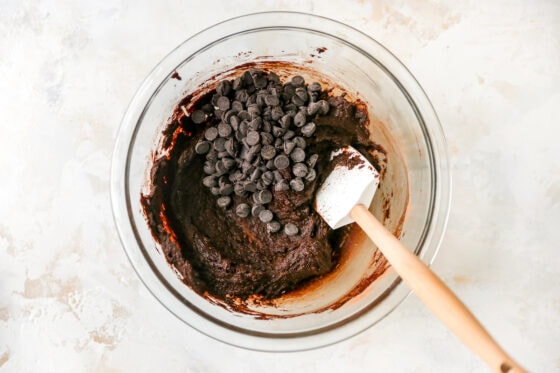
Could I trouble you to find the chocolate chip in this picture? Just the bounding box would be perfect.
[247,104,261,118]
[222,157,236,170]
[271,106,283,121]
[272,126,285,137]
[256,180,267,190]
[205,127,218,141]
[236,203,250,218]
[307,153,319,168]
[233,76,243,90]
[317,100,330,115]
[213,137,226,152]
[284,223,299,236]
[290,147,306,163]
[262,120,272,133]
[238,110,251,121]
[259,144,276,160]
[202,175,216,188]
[210,187,220,196]
[251,204,264,217]
[255,190,272,204]
[235,89,249,103]
[268,71,281,84]
[305,168,317,182]
[225,138,236,156]
[243,181,257,192]
[248,117,262,131]
[219,183,233,196]
[217,151,229,159]
[218,122,232,138]
[291,75,305,87]
[217,96,231,111]
[246,130,260,146]
[262,171,274,185]
[250,168,262,182]
[294,111,306,127]
[292,163,308,177]
[231,100,244,112]
[217,196,231,209]
[195,141,211,155]
[307,102,320,116]
[206,150,218,161]
[291,95,305,107]
[308,82,321,92]
[274,137,283,149]
[293,136,306,149]
[290,178,305,192]
[274,154,290,169]
[264,95,280,106]
[203,161,216,174]
[279,114,292,129]
[295,87,308,102]
[215,160,228,175]
[282,130,295,140]
[301,122,316,137]
[216,80,232,96]
[260,132,274,145]
[274,180,290,191]
[267,221,281,233]
[222,110,236,124]
[258,209,274,223]
[283,141,296,155]
[234,183,247,197]
[191,110,207,124]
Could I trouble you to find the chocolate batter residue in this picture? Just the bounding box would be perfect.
[141,71,384,303]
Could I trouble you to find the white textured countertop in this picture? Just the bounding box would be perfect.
[1,1,559,371]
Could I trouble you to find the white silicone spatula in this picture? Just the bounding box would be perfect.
[315,146,525,373]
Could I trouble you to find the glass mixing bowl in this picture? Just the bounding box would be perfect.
[111,12,450,351]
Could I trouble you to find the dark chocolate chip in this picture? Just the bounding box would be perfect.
[210,187,220,196]
[202,175,216,188]
[256,189,272,204]
[203,161,216,174]
[247,104,261,118]
[260,132,274,145]
[284,223,299,236]
[262,120,272,133]
[294,111,306,127]
[307,153,319,168]
[215,160,228,175]
[283,141,295,155]
[250,168,262,182]
[222,157,236,170]
[217,196,231,209]
[231,100,244,113]
[274,137,283,149]
[290,178,305,192]
[225,138,236,157]
[272,126,285,137]
[258,209,274,223]
[292,163,308,178]
[264,95,280,107]
[266,159,276,170]
[213,137,226,152]
[273,170,283,183]
[219,183,233,196]
[290,147,306,163]
[256,180,267,190]
[234,183,248,197]
[204,127,218,141]
[216,80,232,96]
[218,122,232,138]
[271,106,283,121]
[206,150,218,161]
[191,110,207,124]
[261,144,276,160]
[233,76,243,90]
[222,110,236,124]
[274,154,290,170]
[291,95,305,107]
[307,102,320,116]
[291,75,305,87]
[318,100,330,115]
[282,130,295,140]
[243,181,257,192]
[295,87,308,102]
[216,96,231,111]
[195,141,211,155]
[235,203,250,218]
[305,168,317,182]
[251,204,264,217]
[235,89,249,103]
[248,117,262,131]
[267,221,281,233]
[293,136,306,149]
[301,122,316,137]
[279,114,292,129]
[309,82,321,92]
[246,130,260,146]
[262,171,274,185]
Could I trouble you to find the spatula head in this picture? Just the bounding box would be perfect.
[315,146,380,229]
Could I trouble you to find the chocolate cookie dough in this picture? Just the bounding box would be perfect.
[141,68,381,301]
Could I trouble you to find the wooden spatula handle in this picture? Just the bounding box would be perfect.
[350,204,525,373]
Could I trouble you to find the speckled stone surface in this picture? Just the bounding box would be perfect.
[1,1,559,371]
